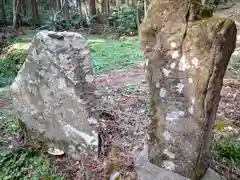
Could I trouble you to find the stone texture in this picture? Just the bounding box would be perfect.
[139,0,237,179]
[134,145,226,180]
[135,164,226,180]
[11,30,99,158]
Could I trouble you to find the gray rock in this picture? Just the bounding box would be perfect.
[134,147,226,180]
[136,162,189,180]
[201,168,226,180]
[11,30,99,158]
[136,164,226,180]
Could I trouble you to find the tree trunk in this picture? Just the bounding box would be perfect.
[31,0,40,28]
[76,0,82,16]
[21,0,27,16]
[62,0,70,23]
[89,0,96,16]
[13,0,21,29]
[1,0,7,25]
[57,0,61,9]
[111,0,116,6]
[98,0,108,24]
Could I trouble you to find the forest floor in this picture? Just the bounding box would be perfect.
[0,5,240,180]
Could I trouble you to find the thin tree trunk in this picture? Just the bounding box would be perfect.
[144,0,147,16]
[111,0,116,6]
[31,0,40,28]
[13,0,21,29]
[76,0,82,16]
[62,0,70,23]
[1,0,7,25]
[57,0,61,9]
[21,0,27,16]
[89,0,97,16]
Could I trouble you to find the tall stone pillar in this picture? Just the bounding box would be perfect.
[139,0,236,179]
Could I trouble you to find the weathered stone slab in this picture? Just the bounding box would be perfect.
[11,30,99,158]
[139,0,237,179]
[134,145,226,180]
[135,164,226,180]
[201,168,226,180]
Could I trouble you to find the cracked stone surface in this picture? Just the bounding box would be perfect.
[11,30,100,158]
[134,145,226,180]
[139,0,237,179]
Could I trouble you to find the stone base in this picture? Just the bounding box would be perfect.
[135,162,226,180]
[135,162,189,180]
[135,163,226,180]
[134,145,226,180]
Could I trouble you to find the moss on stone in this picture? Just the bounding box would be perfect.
[214,120,228,132]
[15,116,27,133]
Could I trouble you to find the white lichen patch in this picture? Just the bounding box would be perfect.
[170,42,177,48]
[176,83,184,93]
[85,74,94,83]
[170,62,176,69]
[191,57,199,68]
[159,88,168,98]
[156,82,160,88]
[58,78,74,94]
[88,117,98,125]
[188,78,193,84]
[145,59,149,66]
[58,78,68,91]
[163,161,175,171]
[166,111,185,121]
[63,124,98,146]
[39,70,45,76]
[144,69,148,74]
[171,51,180,59]
[162,68,171,77]
[163,149,175,159]
[68,144,76,151]
[110,172,120,180]
[163,131,172,141]
[179,55,190,71]
[188,106,194,114]
[191,97,195,104]
[94,90,102,96]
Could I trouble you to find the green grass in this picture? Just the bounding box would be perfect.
[212,136,240,167]
[88,36,143,73]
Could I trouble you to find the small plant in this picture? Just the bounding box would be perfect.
[212,137,240,166]
[107,5,144,36]
[0,110,65,180]
[214,120,228,131]
[122,85,139,94]
[145,101,150,117]
[0,48,27,87]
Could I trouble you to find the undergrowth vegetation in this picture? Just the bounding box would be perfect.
[213,137,240,166]
[0,109,66,180]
